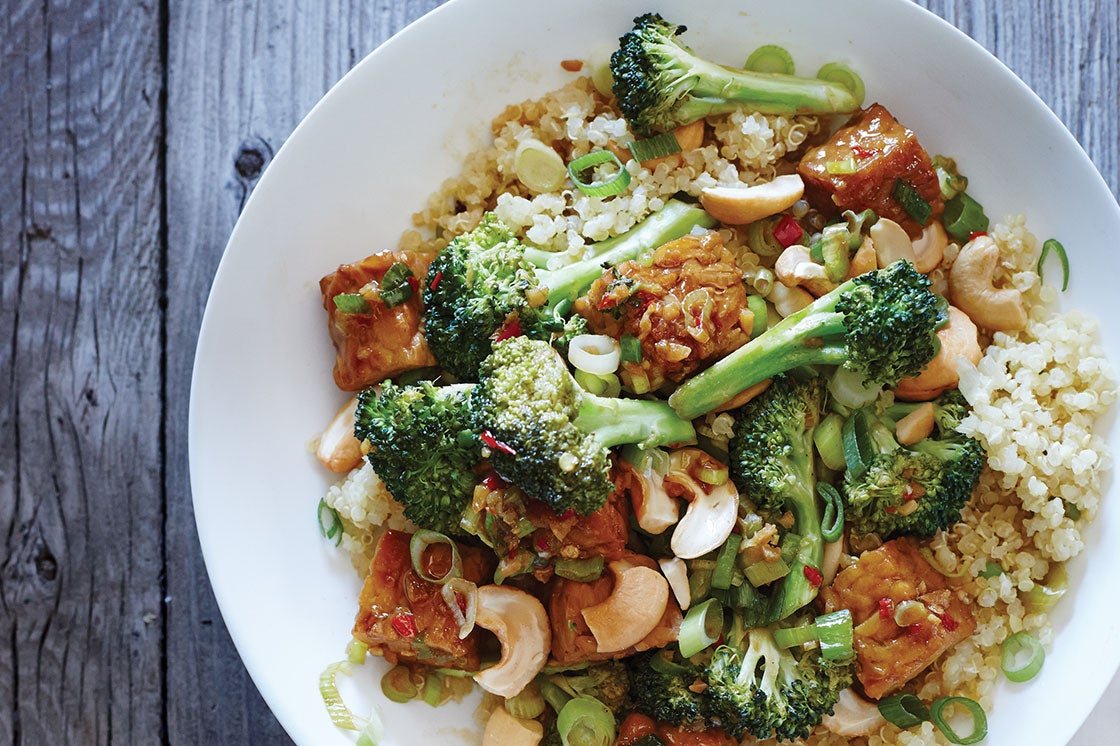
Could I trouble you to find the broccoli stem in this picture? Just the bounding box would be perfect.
[538,199,716,306]
[575,393,697,450]
[675,57,861,118]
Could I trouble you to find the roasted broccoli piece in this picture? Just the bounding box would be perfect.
[542,661,632,714]
[353,381,479,534]
[470,336,696,515]
[843,389,984,539]
[610,14,859,136]
[703,622,853,742]
[669,260,948,419]
[628,650,705,727]
[728,374,827,623]
[423,200,715,381]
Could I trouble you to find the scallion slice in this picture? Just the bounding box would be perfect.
[745,557,790,587]
[679,598,724,657]
[978,560,1002,579]
[818,482,845,543]
[710,533,743,590]
[619,334,642,363]
[746,294,769,337]
[514,137,567,193]
[826,156,858,175]
[320,661,363,730]
[333,293,371,314]
[773,623,818,649]
[355,706,385,746]
[817,62,866,106]
[568,150,631,197]
[574,369,622,398]
[942,192,990,241]
[628,131,682,163]
[1037,238,1070,291]
[892,179,932,225]
[554,556,605,582]
[1023,563,1068,612]
[347,638,369,664]
[380,665,419,703]
[877,693,930,728]
[744,44,795,75]
[379,262,415,308]
[814,609,854,662]
[441,576,478,639]
[568,334,621,375]
[841,409,874,480]
[421,671,444,707]
[557,695,617,746]
[409,530,462,584]
[930,696,987,744]
[317,499,344,546]
[1002,631,1045,682]
[813,413,847,472]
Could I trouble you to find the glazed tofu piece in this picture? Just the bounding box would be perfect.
[799,104,943,237]
[319,249,436,390]
[353,529,494,670]
[820,538,976,699]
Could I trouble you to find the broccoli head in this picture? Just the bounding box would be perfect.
[544,661,632,714]
[354,381,479,534]
[610,14,859,136]
[703,626,852,742]
[469,336,696,515]
[670,260,948,419]
[628,650,705,727]
[843,389,984,539]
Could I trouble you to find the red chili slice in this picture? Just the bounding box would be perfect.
[482,472,508,491]
[495,318,522,341]
[773,215,804,248]
[391,613,417,638]
[803,565,823,588]
[429,271,442,290]
[969,231,988,240]
[879,597,894,621]
[481,430,517,455]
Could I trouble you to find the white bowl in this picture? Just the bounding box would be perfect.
[189,1,1120,743]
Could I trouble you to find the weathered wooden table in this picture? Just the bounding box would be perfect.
[2,1,1117,743]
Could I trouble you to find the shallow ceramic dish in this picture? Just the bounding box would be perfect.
[189,0,1120,743]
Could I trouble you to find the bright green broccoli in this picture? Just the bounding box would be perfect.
[628,650,705,727]
[541,661,632,714]
[702,621,853,741]
[469,336,697,515]
[353,381,479,534]
[423,200,715,381]
[842,389,984,539]
[669,260,948,419]
[610,14,860,136]
[727,374,827,623]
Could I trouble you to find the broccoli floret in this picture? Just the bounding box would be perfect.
[423,200,715,381]
[628,651,705,727]
[843,390,984,539]
[470,336,696,515]
[610,14,859,136]
[728,375,827,623]
[353,381,479,534]
[543,661,632,713]
[669,260,948,419]
[703,625,853,742]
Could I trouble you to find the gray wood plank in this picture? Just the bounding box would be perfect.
[0,0,165,744]
[163,1,447,743]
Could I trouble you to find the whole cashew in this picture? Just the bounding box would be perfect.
[912,221,948,273]
[774,244,835,297]
[949,235,1028,331]
[870,218,917,267]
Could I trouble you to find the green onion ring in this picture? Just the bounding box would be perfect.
[814,609,854,663]
[841,409,873,480]
[773,623,818,649]
[380,665,420,703]
[628,131,681,163]
[818,482,845,543]
[409,530,463,584]
[817,62,866,106]
[877,693,930,728]
[678,598,724,658]
[441,577,479,639]
[930,696,987,744]
[567,150,631,197]
[317,499,344,546]
[1038,238,1070,291]
[745,45,796,75]
[1001,632,1045,682]
[320,661,361,729]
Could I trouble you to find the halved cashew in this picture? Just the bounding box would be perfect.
[473,586,551,698]
[767,281,814,318]
[895,402,936,445]
[846,236,878,279]
[822,688,888,737]
[483,705,543,746]
[894,305,981,400]
[699,174,805,225]
[619,459,678,535]
[658,557,692,611]
[316,395,363,473]
[582,562,670,653]
[870,217,917,267]
[774,244,836,297]
[668,474,738,559]
[949,235,1028,331]
[912,221,948,273]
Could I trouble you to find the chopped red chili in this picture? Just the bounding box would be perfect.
[773,215,804,248]
[908,622,933,642]
[534,535,550,553]
[406,276,420,294]
[429,271,442,290]
[936,611,959,632]
[851,144,876,160]
[803,565,823,588]
[879,597,895,621]
[481,430,517,455]
[560,508,576,520]
[495,318,522,341]
[455,593,467,614]
[969,231,988,240]
[482,472,508,491]
[391,613,418,638]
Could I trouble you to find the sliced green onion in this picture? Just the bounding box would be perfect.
[554,556,605,582]
[745,557,790,587]
[441,576,479,639]
[918,546,970,579]
[773,623,818,649]
[333,293,371,314]
[979,560,1003,579]
[826,156,858,175]
[942,192,990,241]
[574,369,622,397]
[746,294,769,337]
[688,567,713,604]
[746,216,784,257]
[810,223,848,264]
[320,661,362,729]
[355,707,385,746]
[1038,238,1070,291]
[1002,632,1045,683]
[814,609,854,662]
[347,638,369,664]
[506,682,547,719]
[842,409,874,480]
[711,533,743,590]
[409,530,462,584]
[892,179,932,225]
[878,693,930,728]
[648,649,692,675]
[679,598,724,657]
[829,364,882,410]
[540,680,572,715]
[1023,563,1068,612]
[380,664,419,703]
[568,334,621,375]
[814,413,847,471]
[697,463,729,486]
[628,131,682,163]
[568,150,631,197]
[930,696,987,745]
[421,671,444,707]
[821,227,851,283]
[317,499,344,546]
[619,334,642,363]
[379,262,415,308]
[557,695,616,746]
[515,137,567,193]
[745,45,795,75]
[932,155,968,201]
[818,483,845,543]
[817,62,866,106]
[842,208,878,247]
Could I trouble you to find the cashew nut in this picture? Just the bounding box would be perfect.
[316,395,364,473]
[822,688,888,737]
[912,221,948,273]
[949,235,1028,330]
[767,281,814,318]
[619,458,678,535]
[658,557,692,611]
[775,244,836,297]
[473,586,551,698]
[668,466,738,559]
[699,174,805,225]
[870,217,917,267]
[895,401,935,445]
[581,561,670,653]
[483,705,544,746]
[846,236,878,279]
[894,305,981,401]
